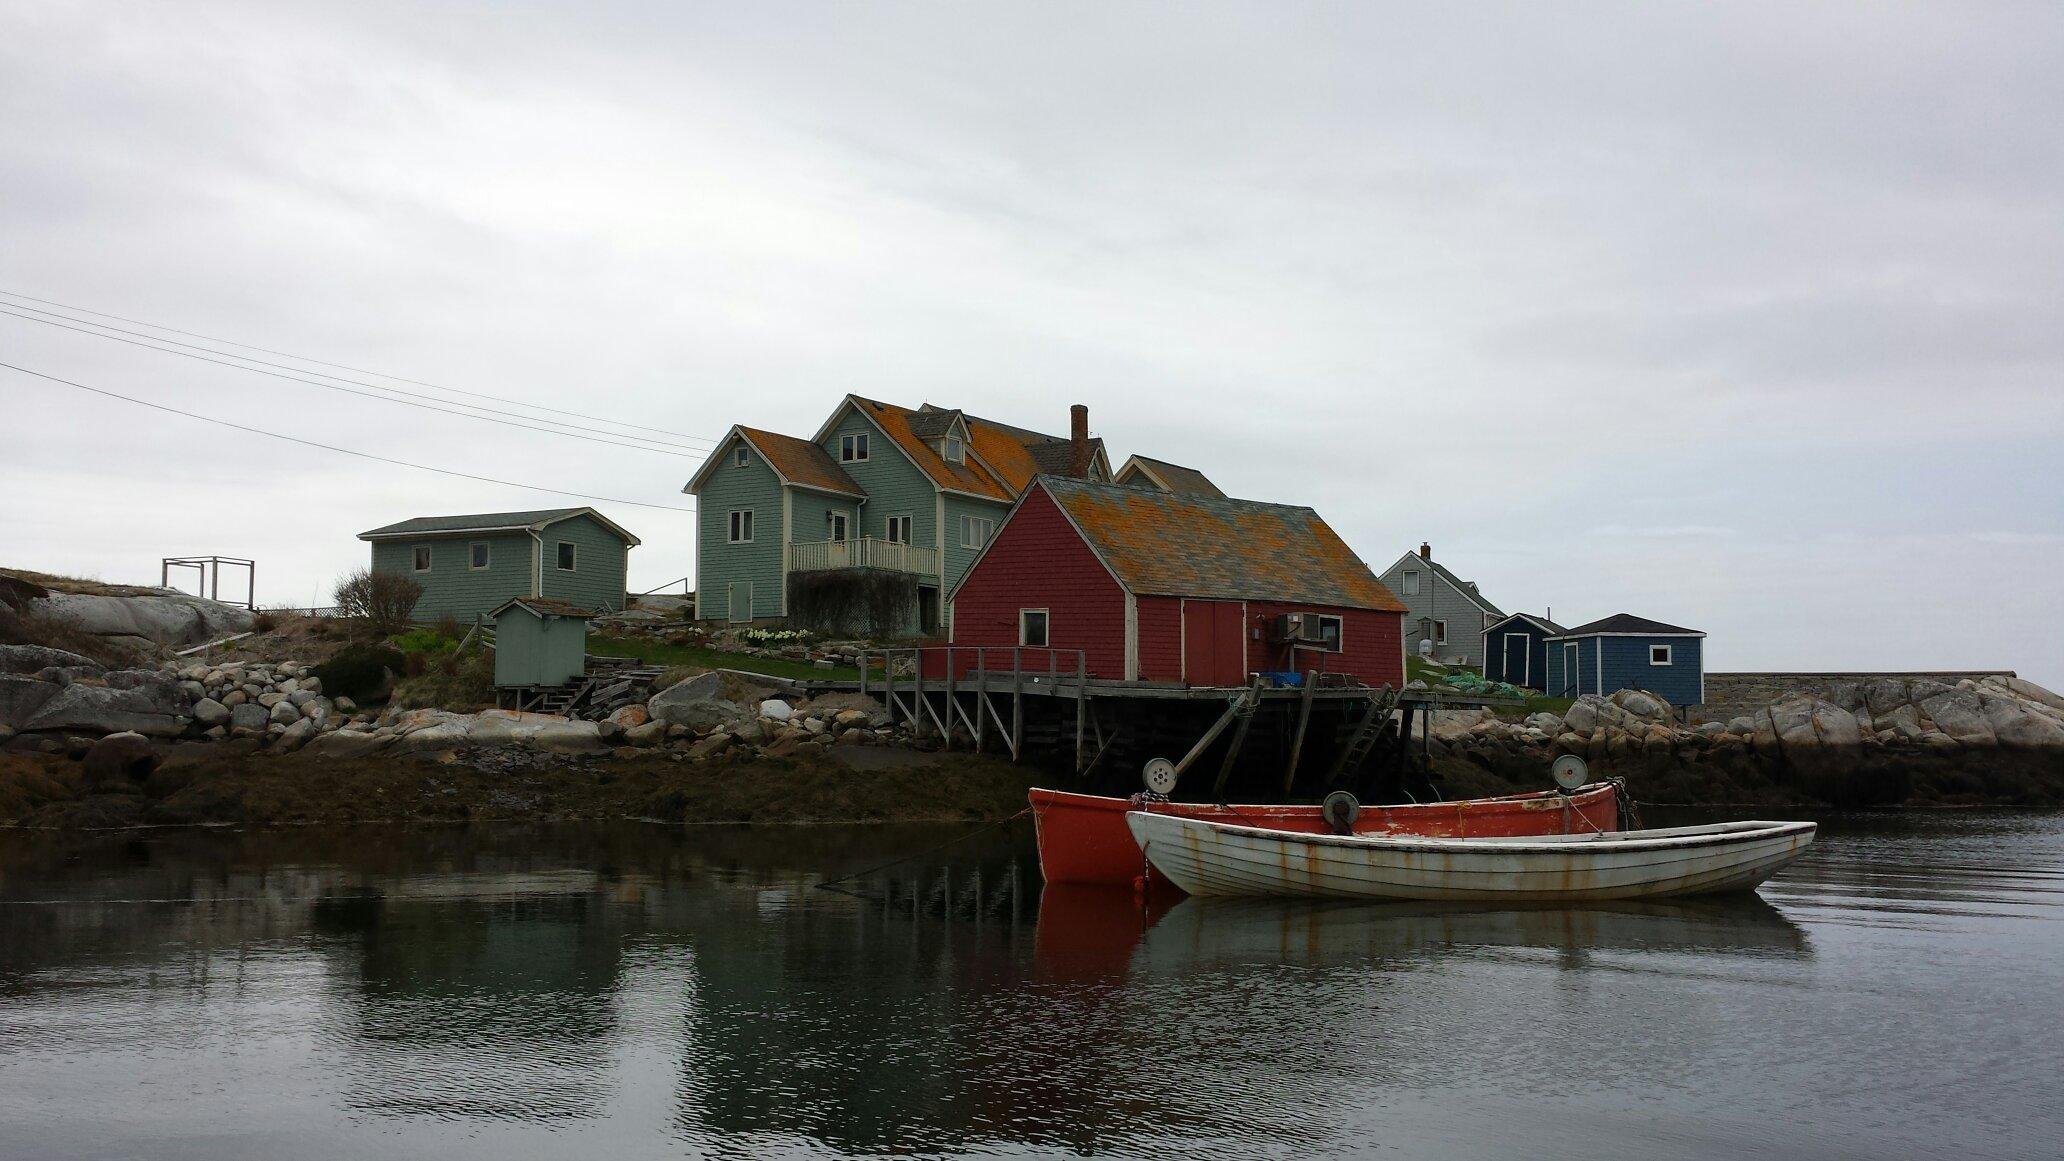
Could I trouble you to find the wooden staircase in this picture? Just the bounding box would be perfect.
[519,655,669,718]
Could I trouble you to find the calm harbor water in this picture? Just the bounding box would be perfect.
[1,811,2059,1159]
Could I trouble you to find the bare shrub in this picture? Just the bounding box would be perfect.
[332,569,422,632]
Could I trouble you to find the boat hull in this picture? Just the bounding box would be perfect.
[1125,814,1817,902]
[1030,783,1620,887]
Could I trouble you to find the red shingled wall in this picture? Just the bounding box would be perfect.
[1244,600,1404,688]
[1136,596,1181,682]
[950,486,1128,678]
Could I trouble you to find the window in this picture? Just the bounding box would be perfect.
[1650,644,1673,666]
[1019,609,1049,647]
[556,542,576,571]
[469,542,489,570]
[1402,570,1421,596]
[1313,613,1343,652]
[959,514,994,549]
[412,545,431,572]
[827,512,849,541]
[942,436,965,463]
[728,510,754,543]
[733,445,749,468]
[1433,619,1448,645]
[885,515,912,544]
[840,433,869,462]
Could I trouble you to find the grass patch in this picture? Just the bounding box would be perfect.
[390,649,496,712]
[587,634,861,682]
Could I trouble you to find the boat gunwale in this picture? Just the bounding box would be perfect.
[1126,813,1816,856]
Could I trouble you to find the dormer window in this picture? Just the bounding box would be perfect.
[941,436,965,464]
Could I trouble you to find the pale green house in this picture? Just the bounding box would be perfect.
[358,508,640,624]
[684,396,1112,638]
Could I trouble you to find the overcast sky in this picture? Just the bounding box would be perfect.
[2,2,2059,684]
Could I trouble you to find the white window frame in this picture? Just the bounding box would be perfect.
[827,511,850,542]
[1401,570,1421,596]
[959,514,994,549]
[1019,608,1050,648]
[412,545,432,572]
[840,433,869,463]
[733,445,749,468]
[1433,619,1447,646]
[728,510,754,543]
[1650,643,1674,666]
[885,514,912,544]
[556,541,577,572]
[942,436,965,464]
[468,542,490,571]
[1308,613,1344,653]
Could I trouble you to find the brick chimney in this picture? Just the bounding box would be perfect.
[1069,404,1091,478]
[1419,541,1432,561]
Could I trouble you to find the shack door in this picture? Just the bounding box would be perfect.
[1501,632,1531,688]
[1182,600,1247,687]
[1561,641,1580,696]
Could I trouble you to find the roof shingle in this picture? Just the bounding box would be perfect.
[359,508,639,544]
[1118,455,1227,498]
[739,427,865,497]
[1038,477,1405,611]
[1555,613,1705,637]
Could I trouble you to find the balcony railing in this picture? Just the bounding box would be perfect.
[785,537,941,577]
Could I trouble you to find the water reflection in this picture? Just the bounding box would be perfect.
[0,814,2059,1160]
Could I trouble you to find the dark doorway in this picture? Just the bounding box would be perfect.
[918,587,940,635]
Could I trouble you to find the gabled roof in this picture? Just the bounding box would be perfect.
[1027,437,1109,477]
[682,425,865,498]
[1485,611,1566,636]
[1023,477,1406,611]
[489,596,595,620]
[943,404,1110,492]
[1383,551,1505,618]
[359,507,640,545]
[843,396,1015,501]
[1552,613,1705,638]
[1116,455,1227,498]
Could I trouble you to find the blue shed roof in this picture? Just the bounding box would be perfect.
[1551,613,1704,638]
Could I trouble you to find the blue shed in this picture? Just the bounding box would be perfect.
[1544,614,1706,706]
[1481,612,1566,691]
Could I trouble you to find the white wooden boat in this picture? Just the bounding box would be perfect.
[1125,812,1817,902]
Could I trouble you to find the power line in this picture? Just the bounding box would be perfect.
[0,360,696,513]
[0,287,721,447]
[0,300,715,453]
[0,306,712,461]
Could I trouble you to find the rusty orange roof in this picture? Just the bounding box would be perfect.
[738,426,865,498]
[1039,477,1405,611]
[850,397,1015,500]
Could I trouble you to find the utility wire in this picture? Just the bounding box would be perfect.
[0,306,711,461]
[0,300,714,453]
[0,361,696,513]
[0,287,720,447]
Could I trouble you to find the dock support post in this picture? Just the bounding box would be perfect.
[1010,648,1024,761]
[1211,676,1265,802]
[974,648,987,752]
[1074,652,1087,777]
[943,649,956,751]
[1283,669,1317,795]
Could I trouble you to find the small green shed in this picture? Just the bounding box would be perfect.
[489,597,595,689]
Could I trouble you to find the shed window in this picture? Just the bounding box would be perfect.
[557,542,577,571]
[1313,614,1343,652]
[960,514,994,549]
[728,510,754,543]
[942,436,965,464]
[469,542,490,570]
[840,433,869,462]
[827,512,849,542]
[1402,570,1421,596]
[885,515,912,544]
[1019,609,1049,648]
[1650,644,1673,666]
[733,445,749,468]
[412,545,431,572]
[1433,619,1447,646]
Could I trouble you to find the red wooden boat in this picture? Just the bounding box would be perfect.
[1030,783,1622,888]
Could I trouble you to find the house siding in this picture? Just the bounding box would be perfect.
[1378,556,1498,666]
[371,533,535,624]
[819,409,939,577]
[941,492,1012,596]
[538,514,632,614]
[1599,636,1704,705]
[695,433,786,621]
[948,486,1128,678]
[1483,618,1555,691]
[1245,601,1404,689]
[1135,596,1182,682]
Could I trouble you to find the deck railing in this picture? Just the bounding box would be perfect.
[785,537,941,576]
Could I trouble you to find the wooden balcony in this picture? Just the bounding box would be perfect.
[785,537,941,577]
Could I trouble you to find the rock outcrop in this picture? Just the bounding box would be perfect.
[27,590,255,650]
